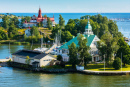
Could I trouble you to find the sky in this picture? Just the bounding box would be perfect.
[0,0,130,13]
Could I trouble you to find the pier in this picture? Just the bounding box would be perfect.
[0,59,11,62]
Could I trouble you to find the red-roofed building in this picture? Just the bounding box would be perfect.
[23,8,56,28]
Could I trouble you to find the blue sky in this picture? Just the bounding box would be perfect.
[0,0,130,13]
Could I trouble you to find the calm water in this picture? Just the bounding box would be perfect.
[0,67,130,87]
[0,13,130,86]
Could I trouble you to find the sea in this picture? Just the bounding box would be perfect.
[0,13,130,38]
[0,13,130,87]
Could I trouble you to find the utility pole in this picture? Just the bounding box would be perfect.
[104,54,105,71]
[121,52,122,71]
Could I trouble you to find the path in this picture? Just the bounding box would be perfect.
[45,44,57,54]
[78,70,130,75]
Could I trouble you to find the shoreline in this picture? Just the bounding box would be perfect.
[78,70,130,75]
[1,62,129,75]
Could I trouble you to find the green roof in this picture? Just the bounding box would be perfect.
[59,34,95,50]
[85,21,92,29]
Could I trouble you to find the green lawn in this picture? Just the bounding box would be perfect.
[85,63,130,71]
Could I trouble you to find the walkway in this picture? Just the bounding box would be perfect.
[0,59,11,62]
[45,44,57,54]
[78,70,130,75]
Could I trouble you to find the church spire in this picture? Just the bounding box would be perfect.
[38,7,42,18]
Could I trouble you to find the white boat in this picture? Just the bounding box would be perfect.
[33,36,48,52]
[34,47,48,52]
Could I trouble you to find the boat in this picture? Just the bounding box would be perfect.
[6,42,11,59]
[34,36,48,52]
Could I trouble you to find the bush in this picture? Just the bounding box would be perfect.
[57,55,63,61]
[113,57,121,70]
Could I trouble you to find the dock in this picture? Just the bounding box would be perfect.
[0,59,11,62]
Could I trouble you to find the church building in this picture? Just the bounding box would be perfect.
[23,8,56,28]
[57,20,101,62]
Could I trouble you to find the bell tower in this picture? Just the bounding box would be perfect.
[38,7,42,18]
[84,17,93,36]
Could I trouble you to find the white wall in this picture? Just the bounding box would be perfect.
[12,55,36,65]
[25,29,31,37]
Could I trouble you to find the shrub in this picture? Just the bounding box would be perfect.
[57,55,63,61]
[113,57,121,70]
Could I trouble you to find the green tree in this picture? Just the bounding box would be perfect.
[57,55,63,61]
[8,22,18,39]
[51,24,61,38]
[43,14,47,17]
[10,17,20,28]
[0,29,8,40]
[2,16,10,29]
[65,19,76,35]
[68,42,79,68]
[113,57,121,70]
[77,34,90,66]
[20,16,31,27]
[30,26,40,37]
[97,31,119,66]
[24,16,31,22]
[123,54,130,66]
[61,31,73,42]
[47,17,52,30]
[116,38,130,66]
[59,14,65,29]
[98,23,108,38]
[79,19,87,33]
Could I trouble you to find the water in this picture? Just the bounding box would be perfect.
[0,13,130,86]
[0,13,130,38]
[0,67,130,87]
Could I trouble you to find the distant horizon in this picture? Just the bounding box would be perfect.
[0,0,130,13]
[1,12,130,13]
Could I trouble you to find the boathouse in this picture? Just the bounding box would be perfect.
[12,50,56,67]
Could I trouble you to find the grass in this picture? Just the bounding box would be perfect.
[85,63,130,71]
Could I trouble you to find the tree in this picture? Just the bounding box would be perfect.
[30,26,40,37]
[43,14,47,17]
[98,23,108,38]
[97,31,119,66]
[20,16,31,27]
[8,22,18,39]
[65,19,75,35]
[78,19,87,33]
[38,22,43,27]
[61,31,73,42]
[24,16,31,22]
[47,17,52,30]
[25,56,31,65]
[68,42,79,68]
[57,55,63,61]
[59,14,65,29]
[51,24,61,38]
[10,17,20,28]
[84,54,92,66]
[0,29,8,40]
[77,34,90,66]
[113,57,121,70]
[2,16,10,29]
[116,38,130,66]
[123,54,130,66]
